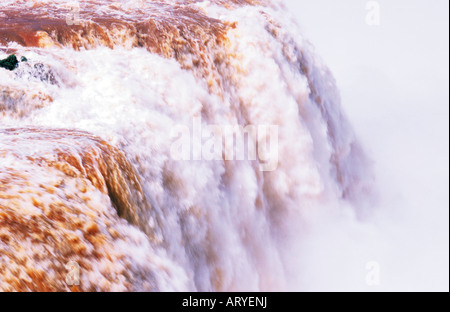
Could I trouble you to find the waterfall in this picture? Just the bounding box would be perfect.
[0,0,373,291]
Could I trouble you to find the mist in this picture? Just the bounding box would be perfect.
[284,0,449,291]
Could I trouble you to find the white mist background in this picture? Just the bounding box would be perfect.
[284,0,449,291]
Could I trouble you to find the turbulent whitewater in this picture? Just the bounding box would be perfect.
[0,0,372,291]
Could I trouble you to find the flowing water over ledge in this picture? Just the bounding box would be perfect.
[0,0,373,291]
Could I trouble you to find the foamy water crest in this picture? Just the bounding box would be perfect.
[1,0,373,291]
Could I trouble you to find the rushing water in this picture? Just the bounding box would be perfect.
[0,0,373,291]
